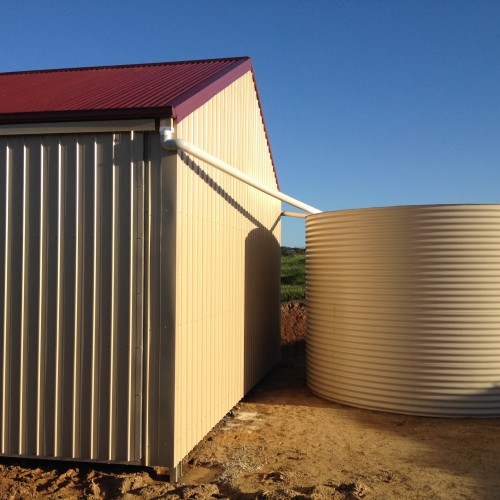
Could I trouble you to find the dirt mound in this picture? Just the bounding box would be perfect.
[280,300,307,345]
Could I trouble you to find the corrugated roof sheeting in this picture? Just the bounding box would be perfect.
[0,58,249,119]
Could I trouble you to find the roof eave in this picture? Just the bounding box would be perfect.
[0,106,173,125]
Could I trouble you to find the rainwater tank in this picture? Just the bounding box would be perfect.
[306,204,500,417]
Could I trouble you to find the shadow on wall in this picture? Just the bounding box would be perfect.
[181,152,266,229]
[244,227,281,394]
[179,153,282,395]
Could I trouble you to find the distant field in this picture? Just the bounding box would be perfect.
[281,254,306,302]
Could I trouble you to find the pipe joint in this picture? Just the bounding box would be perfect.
[159,126,175,142]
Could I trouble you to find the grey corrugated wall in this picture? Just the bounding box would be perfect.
[0,131,144,461]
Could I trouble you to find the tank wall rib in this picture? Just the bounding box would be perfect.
[306,205,500,417]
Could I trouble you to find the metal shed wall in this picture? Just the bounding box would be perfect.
[0,129,145,461]
[0,70,281,470]
[147,70,281,467]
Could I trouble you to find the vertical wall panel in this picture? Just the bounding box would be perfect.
[4,137,24,454]
[58,135,78,458]
[22,137,42,455]
[95,134,113,459]
[143,133,164,466]
[162,71,281,467]
[0,139,5,454]
[0,131,144,463]
[75,134,95,459]
[129,131,144,463]
[41,135,60,457]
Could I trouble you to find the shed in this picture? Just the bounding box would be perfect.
[0,57,281,478]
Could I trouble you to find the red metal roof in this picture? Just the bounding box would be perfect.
[0,57,252,123]
[0,56,278,186]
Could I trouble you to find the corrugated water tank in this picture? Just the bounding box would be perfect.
[306,204,500,417]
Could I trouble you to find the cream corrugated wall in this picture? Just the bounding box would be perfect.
[0,132,144,461]
[307,205,500,417]
[172,71,281,464]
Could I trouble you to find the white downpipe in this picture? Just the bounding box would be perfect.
[281,211,308,219]
[160,131,321,215]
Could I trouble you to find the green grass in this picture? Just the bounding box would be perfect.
[281,254,306,302]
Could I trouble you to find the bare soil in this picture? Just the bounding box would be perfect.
[0,300,499,499]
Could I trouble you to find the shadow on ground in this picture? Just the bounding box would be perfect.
[243,341,500,499]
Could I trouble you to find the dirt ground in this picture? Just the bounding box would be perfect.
[0,300,499,499]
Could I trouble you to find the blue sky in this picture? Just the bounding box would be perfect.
[2,1,499,246]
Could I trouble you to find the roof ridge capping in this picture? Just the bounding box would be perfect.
[0,56,250,77]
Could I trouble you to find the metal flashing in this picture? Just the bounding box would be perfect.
[0,119,156,135]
